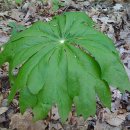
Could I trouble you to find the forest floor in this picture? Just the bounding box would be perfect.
[0,0,130,130]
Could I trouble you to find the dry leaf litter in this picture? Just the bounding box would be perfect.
[0,0,130,130]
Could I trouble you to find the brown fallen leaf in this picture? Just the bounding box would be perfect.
[24,3,36,22]
[0,107,8,115]
[10,110,47,130]
[0,30,9,46]
[95,121,122,130]
[106,115,125,127]
[10,9,24,22]
[49,122,63,130]
[51,106,60,121]
[104,112,128,127]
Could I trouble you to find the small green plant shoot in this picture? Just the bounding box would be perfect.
[0,12,129,121]
[8,22,26,36]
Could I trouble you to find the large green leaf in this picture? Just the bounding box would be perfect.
[0,12,129,121]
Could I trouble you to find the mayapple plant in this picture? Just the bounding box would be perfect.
[0,12,130,121]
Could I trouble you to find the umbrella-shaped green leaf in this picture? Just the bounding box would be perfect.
[0,12,129,121]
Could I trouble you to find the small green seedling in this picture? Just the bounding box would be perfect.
[15,0,22,4]
[0,12,129,121]
[8,22,26,36]
[52,0,65,11]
